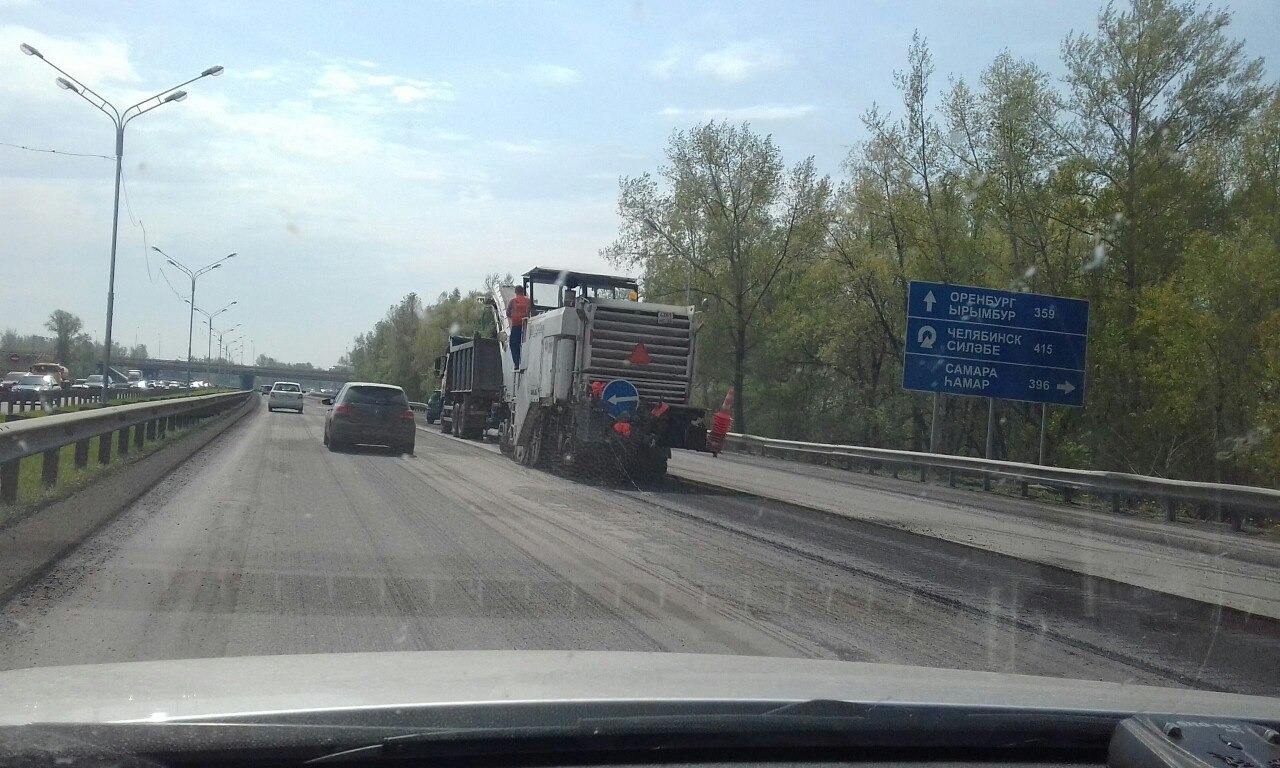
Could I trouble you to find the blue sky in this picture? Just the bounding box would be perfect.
[2,0,1277,367]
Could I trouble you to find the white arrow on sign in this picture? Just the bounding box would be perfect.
[924,291,936,312]
[1056,382,1076,394]
[916,325,937,350]
[608,394,640,405]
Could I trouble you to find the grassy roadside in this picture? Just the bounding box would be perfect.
[0,401,235,527]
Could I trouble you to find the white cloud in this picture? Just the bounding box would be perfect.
[651,51,681,79]
[489,140,550,155]
[314,68,359,96]
[695,42,786,83]
[526,63,581,86]
[391,84,431,104]
[310,62,454,106]
[659,104,816,121]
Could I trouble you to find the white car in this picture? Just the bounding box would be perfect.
[267,381,304,413]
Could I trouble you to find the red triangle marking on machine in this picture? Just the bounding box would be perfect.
[628,343,652,365]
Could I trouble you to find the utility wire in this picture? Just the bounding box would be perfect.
[119,168,157,285]
[0,140,113,160]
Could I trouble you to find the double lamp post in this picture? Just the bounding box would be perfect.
[20,42,222,402]
[156,247,236,386]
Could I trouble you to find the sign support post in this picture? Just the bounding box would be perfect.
[983,397,995,491]
[929,393,939,453]
[1038,402,1048,465]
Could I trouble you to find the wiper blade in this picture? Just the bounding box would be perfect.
[308,700,1121,764]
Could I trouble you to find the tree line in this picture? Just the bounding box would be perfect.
[2,311,148,375]
[4,310,327,377]
[344,275,510,402]
[349,0,1280,486]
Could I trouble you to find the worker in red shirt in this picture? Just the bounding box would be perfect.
[506,286,532,366]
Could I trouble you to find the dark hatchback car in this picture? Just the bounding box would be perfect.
[323,382,415,455]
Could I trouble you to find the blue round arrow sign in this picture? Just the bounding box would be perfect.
[601,379,640,419]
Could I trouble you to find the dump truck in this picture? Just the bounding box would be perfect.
[29,362,72,390]
[484,268,724,479]
[437,334,506,440]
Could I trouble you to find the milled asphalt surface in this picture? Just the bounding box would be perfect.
[0,400,1276,695]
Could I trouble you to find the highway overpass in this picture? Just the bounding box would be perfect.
[109,356,355,387]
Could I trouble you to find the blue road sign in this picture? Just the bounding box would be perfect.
[903,281,1089,407]
[602,379,640,419]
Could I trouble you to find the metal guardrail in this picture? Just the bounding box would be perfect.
[0,386,221,416]
[0,390,252,505]
[722,433,1280,530]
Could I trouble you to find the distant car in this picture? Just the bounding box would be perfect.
[259,384,271,394]
[424,389,443,424]
[1,371,26,392]
[70,378,89,392]
[323,382,415,455]
[10,374,57,398]
[83,374,114,392]
[268,381,304,413]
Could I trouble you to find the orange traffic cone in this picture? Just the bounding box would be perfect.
[707,388,734,456]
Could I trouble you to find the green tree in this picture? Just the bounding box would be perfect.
[1060,0,1268,401]
[44,310,83,366]
[1133,228,1280,479]
[604,121,833,431]
[1232,90,1280,240]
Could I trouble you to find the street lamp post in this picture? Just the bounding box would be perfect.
[190,301,236,383]
[158,248,236,385]
[216,325,241,382]
[21,43,223,403]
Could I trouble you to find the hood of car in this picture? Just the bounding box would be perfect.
[0,651,1277,726]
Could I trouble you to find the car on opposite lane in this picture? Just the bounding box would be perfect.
[81,374,113,394]
[323,382,415,455]
[268,381,304,413]
[259,384,271,394]
[10,374,57,399]
[1,371,26,392]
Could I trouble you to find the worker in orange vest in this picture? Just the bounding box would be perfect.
[506,286,532,366]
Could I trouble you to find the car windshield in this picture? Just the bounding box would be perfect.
[2,0,1279,736]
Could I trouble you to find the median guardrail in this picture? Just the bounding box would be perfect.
[0,386,223,417]
[722,433,1280,531]
[0,390,252,505]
